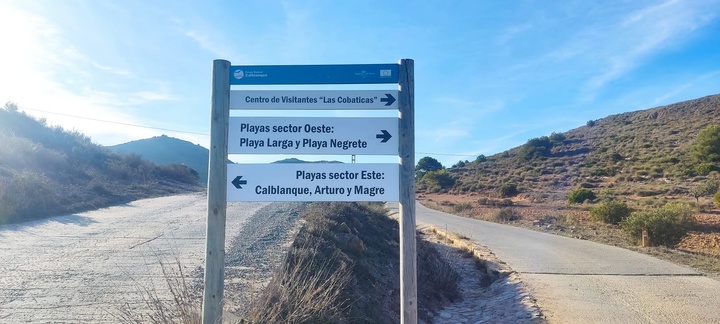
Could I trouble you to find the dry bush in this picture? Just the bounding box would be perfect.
[113,258,199,324]
[417,239,461,304]
[488,207,518,222]
[247,243,351,323]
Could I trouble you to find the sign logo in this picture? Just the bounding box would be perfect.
[234,69,244,79]
[380,69,392,77]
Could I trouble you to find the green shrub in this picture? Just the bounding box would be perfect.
[520,136,553,160]
[498,183,518,197]
[590,201,631,224]
[549,132,566,145]
[568,188,596,204]
[620,202,697,247]
[695,163,716,176]
[453,160,466,168]
[692,125,720,163]
[715,190,720,208]
[590,168,611,177]
[587,120,596,127]
[420,169,455,189]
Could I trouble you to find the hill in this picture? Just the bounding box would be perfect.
[416,94,720,270]
[0,103,200,225]
[430,94,720,201]
[108,135,210,184]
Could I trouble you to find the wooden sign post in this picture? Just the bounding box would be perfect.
[203,59,416,323]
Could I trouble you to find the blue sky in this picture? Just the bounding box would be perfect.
[1,0,719,166]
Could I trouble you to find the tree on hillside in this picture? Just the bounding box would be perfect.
[691,179,719,203]
[4,102,18,112]
[416,156,443,178]
[549,132,566,145]
[421,169,455,189]
[692,125,720,163]
[452,160,467,168]
[520,136,553,160]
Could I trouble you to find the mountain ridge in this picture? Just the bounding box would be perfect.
[107,135,210,184]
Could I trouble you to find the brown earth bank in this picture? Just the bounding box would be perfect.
[418,193,720,275]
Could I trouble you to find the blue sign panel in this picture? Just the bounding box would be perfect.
[229,64,399,85]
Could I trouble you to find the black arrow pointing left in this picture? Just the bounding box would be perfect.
[376,130,392,143]
[231,176,247,189]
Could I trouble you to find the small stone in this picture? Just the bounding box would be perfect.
[440,311,452,319]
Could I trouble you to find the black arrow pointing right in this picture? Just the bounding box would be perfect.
[380,93,396,106]
[376,130,392,143]
[231,176,247,189]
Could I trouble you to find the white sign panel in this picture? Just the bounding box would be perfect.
[227,163,399,202]
[230,90,398,110]
[228,117,398,155]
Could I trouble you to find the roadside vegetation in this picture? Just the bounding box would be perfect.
[117,202,462,323]
[417,94,720,274]
[246,202,460,323]
[0,102,201,225]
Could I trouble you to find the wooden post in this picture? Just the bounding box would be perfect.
[398,59,417,324]
[642,229,650,247]
[202,59,230,324]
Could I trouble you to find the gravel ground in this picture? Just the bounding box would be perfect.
[0,193,295,323]
[219,202,307,317]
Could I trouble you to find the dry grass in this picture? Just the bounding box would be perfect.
[112,258,200,324]
[112,202,465,323]
[245,243,352,323]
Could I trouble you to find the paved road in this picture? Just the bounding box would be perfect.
[409,202,720,323]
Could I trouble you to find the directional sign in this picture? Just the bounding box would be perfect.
[231,176,247,189]
[229,64,399,85]
[230,90,398,110]
[228,117,398,155]
[226,163,398,202]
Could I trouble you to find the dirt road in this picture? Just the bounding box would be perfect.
[0,193,298,323]
[413,202,720,323]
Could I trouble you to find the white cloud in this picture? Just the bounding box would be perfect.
[581,0,719,97]
[172,17,242,61]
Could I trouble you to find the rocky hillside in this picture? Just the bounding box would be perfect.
[436,94,720,201]
[0,103,200,224]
